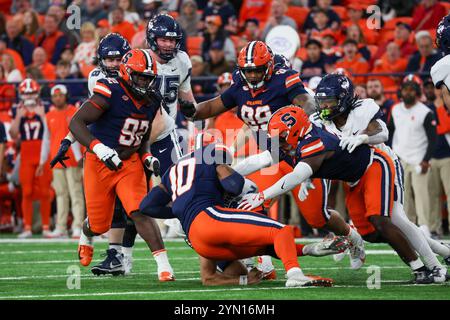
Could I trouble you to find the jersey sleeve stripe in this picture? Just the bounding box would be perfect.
[93,83,112,97]
[301,141,324,155]
[286,73,300,81]
[285,77,302,88]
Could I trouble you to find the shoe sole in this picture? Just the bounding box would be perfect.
[91,267,125,276]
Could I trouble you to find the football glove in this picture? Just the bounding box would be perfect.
[237,192,265,211]
[50,138,72,168]
[179,99,196,119]
[146,89,165,108]
[142,153,161,176]
[298,179,315,201]
[339,134,369,153]
[92,142,122,171]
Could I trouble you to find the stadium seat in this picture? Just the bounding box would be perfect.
[285,6,309,30]
[332,5,347,21]
[384,17,413,30]
[187,36,203,56]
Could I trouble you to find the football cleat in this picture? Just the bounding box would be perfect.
[333,249,348,262]
[17,230,32,239]
[286,273,333,287]
[257,256,277,280]
[91,249,125,276]
[303,235,350,257]
[431,266,448,283]
[158,270,175,282]
[78,244,94,266]
[349,237,366,270]
[123,254,133,275]
[412,268,435,284]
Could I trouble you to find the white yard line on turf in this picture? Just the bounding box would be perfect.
[0,250,400,265]
[0,266,410,281]
[2,282,447,300]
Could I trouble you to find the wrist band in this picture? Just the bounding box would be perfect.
[89,139,101,150]
[239,275,248,285]
[141,152,151,163]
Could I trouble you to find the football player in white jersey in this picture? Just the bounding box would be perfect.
[311,74,449,282]
[431,14,450,108]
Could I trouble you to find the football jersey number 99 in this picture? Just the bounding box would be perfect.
[240,105,272,130]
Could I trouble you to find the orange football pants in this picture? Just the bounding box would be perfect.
[19,161,52,230]
[188,206,301,272]
[345,149,396,236]
[247,160,331,228]
[84,152,147,234]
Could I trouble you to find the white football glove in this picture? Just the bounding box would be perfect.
[339,134,369,153]
[92,143,123,171]
[298,179,315,201]
[142,154,161,176]
[237,192,265,211]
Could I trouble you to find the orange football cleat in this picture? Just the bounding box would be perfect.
[78,244,94,266]
[158,271,175,282]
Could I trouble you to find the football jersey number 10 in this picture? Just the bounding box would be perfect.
[119,118,150,147]
[169,157,195,201]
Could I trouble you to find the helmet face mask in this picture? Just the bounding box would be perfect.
[128,71,157,97]
[97,33,131,78]
[315,94,341,120]
[20,92,39,107]
[238,41,274,90]
[239,65,268,90]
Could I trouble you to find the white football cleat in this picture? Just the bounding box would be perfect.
[349,238,366,270]
[17,230,32,239]
[431,266,448,283]
[45,229,69,239]
[285,269,333,287]
[71,228,81,239]
[123,254,133,275]
[333,249,348,262]
[303,236,350,257]
[257,256,277,280]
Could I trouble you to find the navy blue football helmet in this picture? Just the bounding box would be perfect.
[97,33,131,77]
[146,14,182,61]
[315,74,359,121]
[436,14,450,55]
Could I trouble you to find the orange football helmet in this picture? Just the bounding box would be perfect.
[18,78,40,107]
[268,106,311,155]
[119,49,158,97]
[237,41,274,90]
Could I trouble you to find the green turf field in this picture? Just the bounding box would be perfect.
[0,237,449,300]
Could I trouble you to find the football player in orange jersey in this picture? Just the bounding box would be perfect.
[10,79,53,238]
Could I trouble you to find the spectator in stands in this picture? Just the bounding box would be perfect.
[372,42,408,89]
[306,8,333,40]
[205,39,235,76]
[190,55,216,96]
[202,15,236,64]
[428,84,450,237]
[72,22,97,79]
[4,18,34,66]
[243,18,261,42]
[31,47,55,80]
[343,3,378,45]
[55,60,87,104]
[0,38,25,77]
[96,19,111,40]
[335,39,370,85]
[354,84,367,99]
[303,0,340,32]
[345,24,371,62]
[202,0,237,34]
[23,10,40,44]
[300,39,331,77]
[262,0,297,40]
[35,14,68,65]
[177,0,201,37]
[373,22,417,62]
[366,78,396,123]
[238,0,272,27]
[44,85,84,239]
[321,30,341,63]
[110,7,136,43]
[1,53,23,83]
[11,0,34,14]
[389,75,437,237]
[116,0,140,26]
[47,3,80,50]
[80,0,108,26]
[411,0,446,32]
[406,31,441,78]
[140,0,164,21]
[0,65,16,111]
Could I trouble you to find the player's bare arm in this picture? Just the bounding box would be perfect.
[9,106,25,140]
[292,93,317,116]
[340,119,389,153]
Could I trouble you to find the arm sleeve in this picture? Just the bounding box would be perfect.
[423,112,437,162]
[232,150,273,176]
[263,162,313,200]
[284,70,308,102]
